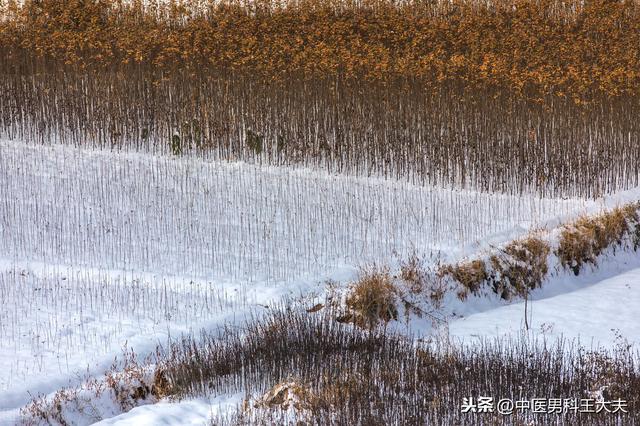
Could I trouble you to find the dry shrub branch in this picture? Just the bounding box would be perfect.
[1,73,638,198]
[2,1,639,199]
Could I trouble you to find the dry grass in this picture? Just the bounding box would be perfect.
[441,202,640,300]
[339,267,398,330]
[151,368,173,400]
[439,237,550,302]
[20,306,640,424]
[188,308,640,425]
[620,202,640,250]
[557,203,640,275]
[399,253,447,308]
[399,253,427,294]
[254,381,313,411]
[490,236,551,300]
[20,348,156,425]
[439,260,487,300]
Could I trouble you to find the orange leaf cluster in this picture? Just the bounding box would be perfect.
[1,0,639,100]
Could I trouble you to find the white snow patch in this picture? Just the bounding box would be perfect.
[94,393,244,426]
[448,266,640,349]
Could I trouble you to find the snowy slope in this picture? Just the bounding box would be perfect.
[448,265,640,349]
[0,139,592,282]
[94,394,244,426]
[0,259,340,411]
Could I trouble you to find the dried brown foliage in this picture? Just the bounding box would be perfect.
[489,236,551,300]
[399,253,446,308]
[1,0,640,101]
[557,202,640,275]
[151,368,173,399]
[439,259,488,299]
[2,1,639,199]
[20,347,155,425]
[254,381,313,411]
[442,202,640,301]
[339,267,398,329]
[399,253,427,293]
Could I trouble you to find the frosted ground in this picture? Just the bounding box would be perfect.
[0,140,592,280]
[0,139,638,424]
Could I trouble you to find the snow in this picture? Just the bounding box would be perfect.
[448,265,640,349]
[88,257,640,426]
[0,139,592,282]
[0,139,638,424]
[94,393,244,426]
[0,259,334,411]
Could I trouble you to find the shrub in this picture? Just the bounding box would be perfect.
[339,267,398,329]
[22,307,640,425]
[3,1,640,198]
[189,309,640,425]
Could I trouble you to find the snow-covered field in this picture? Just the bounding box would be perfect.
[0,140,592,281]
[0,139,638,425]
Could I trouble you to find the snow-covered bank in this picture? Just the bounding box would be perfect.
[449,265,640,349]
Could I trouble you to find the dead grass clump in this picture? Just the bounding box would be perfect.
[247,351,456,422]
[151,368,173,399]
[310,375,366,412]
[490,236,551,300]
[399,253,447,309]
[340,268,398,329]
[440,203,640,301]
[20,348,155,425]
[20,390,79,426]
[557,204,640,275]
[622,202,640,250]
[399,253,427,293]
[104,362,153,411]
[439,260,487,300]
[556,219,597,275]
